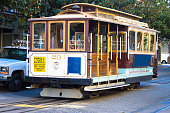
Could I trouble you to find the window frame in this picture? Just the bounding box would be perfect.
[143,32,149,52]
[48,21,65,51]
[129,30,136,52]
[68,21,85,51]
[150,33,155,53]
[150,56,154,65]
[136,31,143,52]
[32,21,46,51]
[109,31,127,52]
[98,11,115,20]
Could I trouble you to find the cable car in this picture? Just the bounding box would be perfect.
[26,3,159,98]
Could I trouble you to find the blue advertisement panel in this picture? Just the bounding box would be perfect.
[133,54,151,67]
[68,57,81,75]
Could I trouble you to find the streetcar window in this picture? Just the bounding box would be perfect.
[99,35,107,53]
[112,33,125,51]
[143,33,149,51]
[88,33,90,52]
[69,23,84,51]
[150,35,155,52]
[33,22,46,50]
[119,34,125,50]
[90,13,96,16]
[98,13,107,19]
[137,32,142,51]
[49,22,64,50]
[129,31,135,51]
[112,34,116,50]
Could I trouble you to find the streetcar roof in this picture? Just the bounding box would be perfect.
[61,3,143,19]
[28,10,159,33]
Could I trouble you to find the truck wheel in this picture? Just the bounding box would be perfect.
[162,60,167,64]
[9,73,24,91]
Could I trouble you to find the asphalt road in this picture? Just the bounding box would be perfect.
[0,65,169,113]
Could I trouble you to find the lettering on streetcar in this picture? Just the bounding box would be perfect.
[34,57,45,72]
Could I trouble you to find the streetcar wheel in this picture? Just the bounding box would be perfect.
[82,91,101,99]
[134,82,140,89]
[9,73,24,91]
[89,91,100,98]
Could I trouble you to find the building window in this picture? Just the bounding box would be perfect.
[137,32,142,51]
[129,31,135,51]
[143,33,149,51]
[49,21,65,51]
[150,35,155,52]
[69,22,85,51]
[33,22,46,50]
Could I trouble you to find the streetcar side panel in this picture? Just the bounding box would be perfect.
[29,52,88,78]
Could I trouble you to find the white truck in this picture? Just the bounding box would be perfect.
[0,46,29,91]
[161,53,170,64]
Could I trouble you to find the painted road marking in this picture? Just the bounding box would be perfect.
[13,104,46,108]
[153,104,170,113]
[131,98,170,113]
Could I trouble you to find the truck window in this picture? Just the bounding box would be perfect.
[0,48,27,61]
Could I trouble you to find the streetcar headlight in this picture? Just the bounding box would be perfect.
[0,67,9,74]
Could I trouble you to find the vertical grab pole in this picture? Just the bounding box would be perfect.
[107,23,110,77]
[97,22,100,79]
[155,33,159,76]
[90,33,92,78]
[75,33,77,49]
[116,25,119,76]
[155,33,158,58]
[101,35,103,60]
[26,33,29,76]
[128,28,129,60]
[120,36,121,60]
[111,36,113,60]
[149,33,150,53]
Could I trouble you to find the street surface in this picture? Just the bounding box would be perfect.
[0,65,169,113]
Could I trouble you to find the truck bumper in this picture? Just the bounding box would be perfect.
[25,76,93,87]
[0,75,11,82]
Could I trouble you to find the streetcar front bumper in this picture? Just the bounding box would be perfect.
[25,76,93,87]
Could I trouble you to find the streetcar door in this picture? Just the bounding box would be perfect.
[99,35,107,76]
[109,32,126,75]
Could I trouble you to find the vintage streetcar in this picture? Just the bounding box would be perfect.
[26,3,159,98]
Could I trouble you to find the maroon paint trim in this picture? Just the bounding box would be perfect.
[65,20,68,51]
[46,21,48,51]
[30,22,32,51]
[85,20,89,78]
[85,20,89,52]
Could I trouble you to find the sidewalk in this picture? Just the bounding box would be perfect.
[161,64,170,67]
